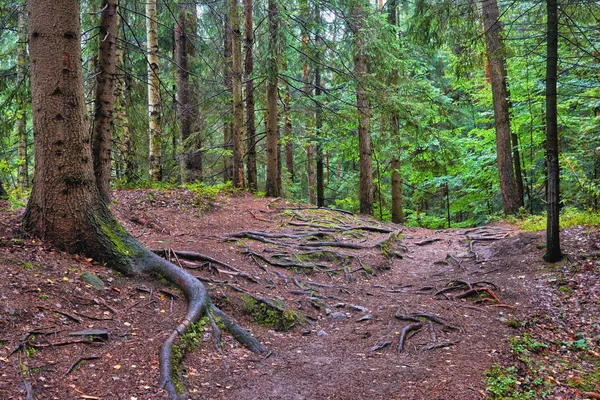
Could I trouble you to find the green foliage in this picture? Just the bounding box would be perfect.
[241,295,300,331]
[510,208,600,232]
[184,181,236,203]
[509,333,549,356]
[485,364,547,400]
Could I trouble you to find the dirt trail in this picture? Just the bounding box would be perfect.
[0,190,593,399]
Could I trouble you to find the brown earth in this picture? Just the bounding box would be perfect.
[0,189,599,400]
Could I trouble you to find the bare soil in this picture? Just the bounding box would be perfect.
[1,189,599,399]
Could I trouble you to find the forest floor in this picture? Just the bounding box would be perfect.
[0,188,599,400]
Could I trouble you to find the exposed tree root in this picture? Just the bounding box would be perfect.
[393,311,458,353]
[434,280,514,307]
[398,322,422,353]
[415,238,443,246]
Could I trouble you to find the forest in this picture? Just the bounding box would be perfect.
[0,0,599,399]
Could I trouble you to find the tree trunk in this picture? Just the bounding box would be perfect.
[511,131,525,206]
[91,0,118,202]
[388,0,404,223]
[481,0,520,215]
[265,0,281,197]
[176,1,202,183]
[243,0,257,190]
[146,0,162,182]
[223,11,233,183]
[230,0,244,188]
[16,2,28,191]
[545,0,562,262]
[315,2,325,207]
[25,2,263,397]
[354,1,373,215]
[114,17,134,183]
[284,84,294,181]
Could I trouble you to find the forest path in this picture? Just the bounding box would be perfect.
[1,189,597,399]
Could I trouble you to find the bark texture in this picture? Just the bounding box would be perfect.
[353,0,374,215]
[114,21,134,183]
[243,0,257,190]
[175,1,202,183]
[223,11,233,182]
[92,0,118,202]
[545,0,562,262]
[265,0,281,197]
[147,0,162,182]
[481,0,520,215]
[315,2,325,207]
[230,0,244,187]
[16,2,28,190]
[284,84,294,182]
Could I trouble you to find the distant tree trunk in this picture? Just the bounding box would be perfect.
[353,1,373,215]
[25,3,264,395]
[545,0,562,262]
[284,84,294,181]
[146,0,162,182]
[114,17,134,183]
[223,11,233,183]
[511,131,525,206]
[481,0,520,215]
[265,0,281,197]
[0,181,7,199]
[230,0,244,187]
[16,3,28,190]
[176,1,202,183]
[388,0,404,223]
[243,0,257,190]
[91,0,117,202]
[315,2,324,207]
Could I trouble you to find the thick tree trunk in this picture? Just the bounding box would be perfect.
[545,0,562,262]
[354,1,373,215]
[16,2,28,190]
[147,0,162,182]
[25,2,263,398]
[315,3,325,207]
[243,0,257,190]
[265,0,281,197]
[230,0,244,187]
[481,0,520,215]
[223,12,233,183]
[176,1,202,183]
[92,0,118,202]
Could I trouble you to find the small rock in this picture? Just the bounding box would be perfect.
[316,330,328,337]
[79,272,104,289]
[329,312,346,320]
[334,303,346,308]
[324,308,332,315]
[350,305,368,313]
[357,314,372,322]
[302,329,312,336]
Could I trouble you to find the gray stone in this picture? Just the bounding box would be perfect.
[316,330,328,337]
[357,314,372,322]
[329,312,346,320]
[79,272,104,289]
[350,305,368,313]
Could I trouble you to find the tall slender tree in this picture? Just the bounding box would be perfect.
[481,0,520,215]
[223,10,233,182]
[265,0,281,197]
[146,0,162,182]
[230,0,244,187]
[92,0,118,202]
[315,1,325,207]
[545,0,562,262]
[353,0,374,215]
[243,0,257,190]
[16,1,28,191]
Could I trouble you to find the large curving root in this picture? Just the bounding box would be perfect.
[132,251,265,399]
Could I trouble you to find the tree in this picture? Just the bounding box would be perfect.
[243,0,257,190]
[175,1,202,183]
[353,0,374,215]
[545,0,562,262]
[230,0,244,187]
[147,0,162,182]
[91,0,118,202]
[25,1,264,397]
[481,0,520,215]
[265,0,281,197]
[16,1,28,191]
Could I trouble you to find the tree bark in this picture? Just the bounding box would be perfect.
[265,0,281,197]
[230,0,244,188]
[315,2,325,207]
[91,0,118,202]
[481,0,520,215]
[284,84,294,182]
[545,0,562,262]
[25,2,263,397]
[353,1,374,215]
[146,0,162,182]
[16,2,28,191]
[243,0,257,190]
[176,1,202,183]
[223,11,233,183]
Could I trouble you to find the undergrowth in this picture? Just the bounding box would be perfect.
[508,207,600,232]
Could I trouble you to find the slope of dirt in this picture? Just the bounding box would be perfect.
[0,189,598,399]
